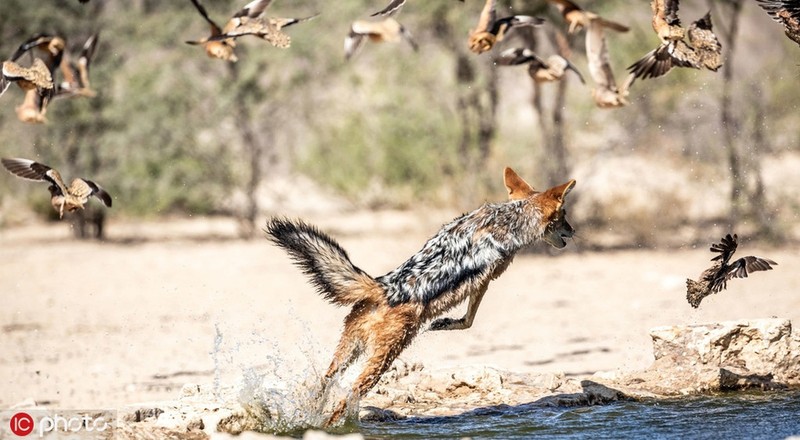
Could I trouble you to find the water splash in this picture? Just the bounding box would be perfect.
[208,316,360,434]
[212,323,223,398]
[236,367,324,432]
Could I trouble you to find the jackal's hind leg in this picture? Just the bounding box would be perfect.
[324,344,398,427]
[317,331,361,412]
[324,321,417,427]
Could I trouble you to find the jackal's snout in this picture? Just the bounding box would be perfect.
[543,220,573,249]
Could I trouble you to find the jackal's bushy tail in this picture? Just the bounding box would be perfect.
[265,217,383,306]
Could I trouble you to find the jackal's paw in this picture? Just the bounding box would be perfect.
[429,317,464,331]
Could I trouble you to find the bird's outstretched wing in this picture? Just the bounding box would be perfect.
[60,33,99,95]
[475,0,498,34]
[1,157,67,195]
[78,33,99,90]
[344,32,366,60]
[231,0,273,19]
[371,0,406,17]
[2,157,52,181]
[726,256,777,280]
[495,47,546,66]
[755,0,800,21]
[371,0,464,17]
[490,15,546,36]
[586,19,615,91]
[189,0,223,35]
[10,34,56,61]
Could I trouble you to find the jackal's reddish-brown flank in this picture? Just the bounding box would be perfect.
[266,167,576,426]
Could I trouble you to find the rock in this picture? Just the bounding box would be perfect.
[122,407,164,423]
[416,365,504,396]
[361,365,609,417]
[616,318,800,395]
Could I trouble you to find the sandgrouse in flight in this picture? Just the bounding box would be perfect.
[686,234,777,308]
[2,158,112,219]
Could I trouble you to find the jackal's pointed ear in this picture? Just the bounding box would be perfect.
[504,167,536,200]
[546,179,576,204]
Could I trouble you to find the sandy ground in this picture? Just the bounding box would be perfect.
[1,213,798,411]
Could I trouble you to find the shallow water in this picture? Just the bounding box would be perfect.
[359,391,800,439]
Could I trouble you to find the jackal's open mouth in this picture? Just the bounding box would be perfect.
[543,231,568,249]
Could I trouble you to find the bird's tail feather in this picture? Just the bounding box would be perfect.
[686,278,707,308]
[599,18,629,33]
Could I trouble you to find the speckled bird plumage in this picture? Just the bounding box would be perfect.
[6,33,79,123]
[755,0,800,47]
[686,234,777,308]
[187,0,315,60]
[1,56,56,124]
[1,158,112,219]
[468,0,544,54]
[627,1,722,84]
[266,167,576,427]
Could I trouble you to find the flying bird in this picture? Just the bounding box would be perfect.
[585,18,630,108]
[186,0,239,62]
[209,13,319,49]
[345,17,418,59]
[754,0,800,47]
[546,0,629,34]
[1,158,112,219]
[7,33,99,123]
[686,234,777,308]
[8,34,64,101]
[627,0,722,84]
[495,47,585,84]
[370,0,464,17]
[468,0,544,54]
[186,0,314,61]
[57,33,100,98]
[687,13,723,71]
[1,59,53,96]
[1,60,55,124]
[186,0,274,62]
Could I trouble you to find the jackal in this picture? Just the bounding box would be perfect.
[266,167,576,426]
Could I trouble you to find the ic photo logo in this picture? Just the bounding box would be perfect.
[3,409,115,438]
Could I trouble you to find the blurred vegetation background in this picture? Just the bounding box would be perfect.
[0,0,798,245]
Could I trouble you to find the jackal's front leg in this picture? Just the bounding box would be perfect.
[429,285,488,331]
